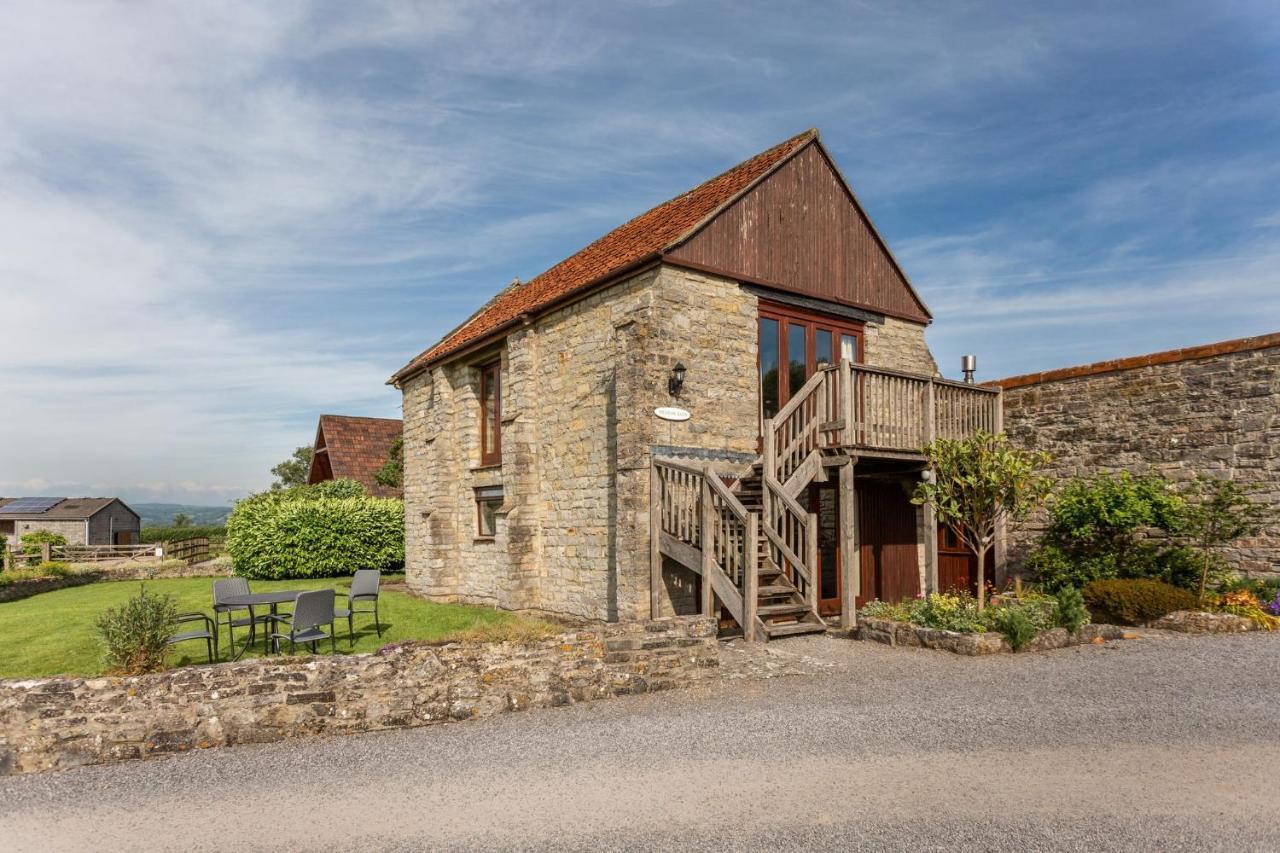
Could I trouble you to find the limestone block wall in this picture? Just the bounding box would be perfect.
[1000,335,1280,576]
[863,316,938,376]
[0,617,720,775]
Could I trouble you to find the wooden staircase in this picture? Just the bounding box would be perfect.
[732,463,825,639]
[652,357,1002,641]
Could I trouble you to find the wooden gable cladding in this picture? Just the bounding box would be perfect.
[667,143,930,323]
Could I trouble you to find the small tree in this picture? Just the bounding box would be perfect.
[1179,477,1274,605]
[375,435,403,490]
[270,445,313,490]
[913,431,1053,610]
[171,512,192,528]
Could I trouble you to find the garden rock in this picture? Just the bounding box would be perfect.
[1151,610,1256,634]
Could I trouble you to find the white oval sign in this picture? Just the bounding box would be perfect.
[654,407,691,422]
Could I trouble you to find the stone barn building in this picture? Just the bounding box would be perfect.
[997,332,1280,578]
[390,129,1000,638]
[0,497,141,546]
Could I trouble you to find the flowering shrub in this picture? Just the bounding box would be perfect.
[1212,589,1280,631]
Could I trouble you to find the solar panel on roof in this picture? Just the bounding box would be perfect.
[0,497,64,515]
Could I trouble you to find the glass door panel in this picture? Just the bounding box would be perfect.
[759,317,780,419]
[815,329,833,367]
[787,323,808,396]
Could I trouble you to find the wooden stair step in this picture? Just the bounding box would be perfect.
[763,621,827,638]
[757,602,812,617]
[757,584,798,597]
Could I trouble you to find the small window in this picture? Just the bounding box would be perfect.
[476,486,504,537]
[479,360,502,466]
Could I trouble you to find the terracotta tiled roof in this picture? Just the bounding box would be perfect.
[995,331,1280,390]
[310,415,403,498]
[391,129,818,382]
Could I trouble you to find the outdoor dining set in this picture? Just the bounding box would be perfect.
[165,569,383,664]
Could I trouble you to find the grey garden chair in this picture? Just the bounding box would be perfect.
[166,612,218,664]
[212,577,274,648]
[333,569,382,646]
[268,588,338,655]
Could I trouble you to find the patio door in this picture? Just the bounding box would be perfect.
[758,302,863,422]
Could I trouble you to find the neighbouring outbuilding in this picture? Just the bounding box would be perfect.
[0,497,141,546]
[306,414,403,499]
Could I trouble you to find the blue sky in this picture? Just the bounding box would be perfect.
[2,0,1278,505]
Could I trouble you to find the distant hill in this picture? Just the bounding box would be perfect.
[133,503,232,528]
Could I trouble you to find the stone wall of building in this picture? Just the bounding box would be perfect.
[863,315,938,376]
[401,262,946,622]
[1000,335,1280,576]
[0,617,719,775]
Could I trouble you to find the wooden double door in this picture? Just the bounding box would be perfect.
[810,478,921,614]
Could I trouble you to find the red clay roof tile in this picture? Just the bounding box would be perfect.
[310,415,403,498]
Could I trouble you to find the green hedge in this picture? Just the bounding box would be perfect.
[138,525,226,544]
[225,485,403,580]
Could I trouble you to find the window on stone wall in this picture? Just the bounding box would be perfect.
[479,360,502,466]
[475,485,504,538]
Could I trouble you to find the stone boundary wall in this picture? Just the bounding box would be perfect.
[0,573,100,603]
[997,333,1279,576]
[0,616,718,775]
[855,616,1125,655]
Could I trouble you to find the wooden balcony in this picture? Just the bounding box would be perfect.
[767,361,1002,477]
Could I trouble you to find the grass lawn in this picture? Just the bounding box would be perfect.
[0,576,555,678]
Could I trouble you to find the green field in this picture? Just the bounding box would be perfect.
[0,576,554,678]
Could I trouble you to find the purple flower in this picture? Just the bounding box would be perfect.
[1266,593,1280,617]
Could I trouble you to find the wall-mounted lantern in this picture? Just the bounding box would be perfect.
[668,362,687,397]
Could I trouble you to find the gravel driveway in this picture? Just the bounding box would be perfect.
[2,630,1278,851]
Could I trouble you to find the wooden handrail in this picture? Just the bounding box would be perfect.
[771,368,828,428]
[705,466,751,520]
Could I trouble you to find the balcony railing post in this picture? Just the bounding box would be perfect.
[839,359,853,446]
[924,379,936,449]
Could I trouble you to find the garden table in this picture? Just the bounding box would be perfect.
[219,590,303,661]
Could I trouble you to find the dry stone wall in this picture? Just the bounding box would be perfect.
[0,617,719,775]
[1000,337,1279,576]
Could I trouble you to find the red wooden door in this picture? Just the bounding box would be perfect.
[858,481,920,605]
[937,525,994,597]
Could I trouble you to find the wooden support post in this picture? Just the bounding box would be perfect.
[700,476,715,617]
[41,542,51,564]
[649,465,662,620]
[839,461,860,629]
[923,497,939,595]
[743,514,759,642]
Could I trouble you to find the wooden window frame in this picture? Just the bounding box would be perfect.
[758,301,864,414]
[479,360,502,466]
[475,485,504,538]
